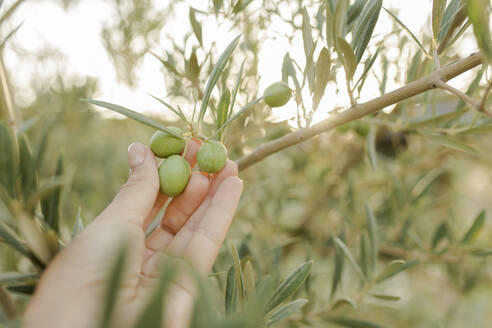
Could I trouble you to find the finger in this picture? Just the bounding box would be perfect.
[142,192,168,229]
[98,143,159,227]
[183,138,201,168]
[179,176,242,273]
[208,160,238,195]
[145,172,210,252]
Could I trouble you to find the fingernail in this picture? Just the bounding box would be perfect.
[128,143,146,168]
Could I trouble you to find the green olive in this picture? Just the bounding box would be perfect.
[158,155,191,196]
[150,127,185,158]
[263,81,291,107]
[197,141,228,173]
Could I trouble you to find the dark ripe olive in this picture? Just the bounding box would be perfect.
[158,155,191,196]
[263,81,291,107]
[197,141,228,173]
[150,127,185,158]
[376,128,408,158]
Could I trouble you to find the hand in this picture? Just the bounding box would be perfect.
[23,140,243,328]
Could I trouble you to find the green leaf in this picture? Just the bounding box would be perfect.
[462,210,486,244]
[82,99,182,138]
[230,242,245,306]
[432,0,447,40]
[375,260,418,283]
[150,94,187,122]
[351,0,382,63]
[264,260,313,314]
[216,88,231,141]
[0,222,40,266]
[438,0,463,42]
[0,0,25,26]
[198,35,240,123]
[337,37,357,80]
[0,21,22,50]
[19,135,37,203]
[152,52,183,77]
[302,7,316,93]
[438,6,467,53]
[40,155,63,233]
[331,238,345,298]
[215,97,262,137]
[267,299,308,327]
[468,0,492,62]
[185,47,201,82]
[0,122,16,197]
[189,7,202,46]
[472,249,492,257]
[99,244,128,328]
[334,237,365,280]
[365,203,378,276]
[71,206,84,239]
[359,231,369,277]
[431,221,448,250]
[225,264,237,315]
[0,272,38,285]
[366,126,377,170]
[332,297,357,310]
[426,135,481,154]
[243,260,256,300]
[325,1,334,48]
[384,8,429,57]
[7,284,35,295]
[333,0,348,41]
[132,264,176,328]
[347,0,368,28]
[326,317,386,328]
[229,59,245,120]
[369,293,400,301]
[355,48,380,90]
[313,47,331,110]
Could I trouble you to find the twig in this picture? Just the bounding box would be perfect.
[236,52,484,171]
[435,79,492,118]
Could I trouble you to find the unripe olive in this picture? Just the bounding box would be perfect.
[197,141,228,173]
[263,81,291,107]
[150,127,185,158]
[158,155,191,196]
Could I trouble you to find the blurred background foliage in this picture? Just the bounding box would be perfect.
[0,0,492,327]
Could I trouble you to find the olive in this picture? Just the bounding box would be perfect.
[150,127,185,158]
[158,155,191,196]
[197,141,228,173]
[263,81,291,107]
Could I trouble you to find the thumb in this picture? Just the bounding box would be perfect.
[99,142,160,227]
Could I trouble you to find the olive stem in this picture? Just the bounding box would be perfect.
[236,52,484,171]
[145,197,173,238]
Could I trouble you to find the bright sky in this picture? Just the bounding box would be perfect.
[4,0,481,126]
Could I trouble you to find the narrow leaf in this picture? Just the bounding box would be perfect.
[230,242,245,306]
[432,0,447,40]
[337,37,357,80]
[216,88,231,140]
[332,297,357,310]
[82,99,182,138]
[462,210,486,244]
[365,203,378,276]
[189,7,203,46]
[426,135,481,154]
[438,0,463,42]
[267,299,308,327]
[334,237,365,280]
[302,7,316,92]
[375,260,418,283]
[366,126,377,170]
[229,59,245,119]
[331,239,345,298]
[468,0,492,61]
[225,264,237,315]
[0,123,16,196]
[431,221,448,250]
[198,35,240,123]
[264,260,313,314]
[150,94,187,122]
[369,293,400,301]
[0,272,38,285]
[352,0,382,63]
[71,206,84,239]
[243,260,256,300]
[313,47,331,110]
[384,8,429,56]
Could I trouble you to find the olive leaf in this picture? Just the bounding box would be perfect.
[425,135,481,154]
[472,249,492,257]
[462,210,486,244]
[0,272,38,285]
[267,299,308,327]
[380,55,388,95]
[198,35,240,124]
[215,97,262,137]
[369,293,400,301]
[406,50,423,83]
[149,94,188,122]
[225,264,237,315]
[313,47,331,110]
[331,237,345,298]
[185,47,201,83]
[351,0,382,63]
[366,126,377,170]
[337,37,357,81]
[468,0,492,61]
[365,203,378,276]
[431,221,448,250]
[438,5,468,53]
[243,260,256,300]
[333,0,348,41]
[229,59,245,120]
[40,155,63,233]
[325,1,334,48]
[216,88,231,141]
[432,0,447,40]
[19,135,37,203]
[359,231,369,277]
[0,0,25,26]
[264,260,313,314]
[334,237,365,280]
[0,222,38,263]
[230,242,245,307]
[302,7,315,93]
[438,0,463,43]
[325,317,386,328]
[354,48,380,90]
[346,0,368,29]
[99,244,128,328]
[132,264,176,328]
[332,297,357,310]
[0,21,22,50]
[383,8,429,57]
[82,99,182,139]
[71,206,84,239]
[152,52,183,77]
[375,260,418,283]
[0,122,16,197]
[189,7,202,46]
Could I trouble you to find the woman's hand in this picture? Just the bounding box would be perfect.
[23,140,242,328]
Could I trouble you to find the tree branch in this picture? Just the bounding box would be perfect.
[236,52,484,171]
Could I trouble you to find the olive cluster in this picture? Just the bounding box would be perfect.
[149,128,228,196]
